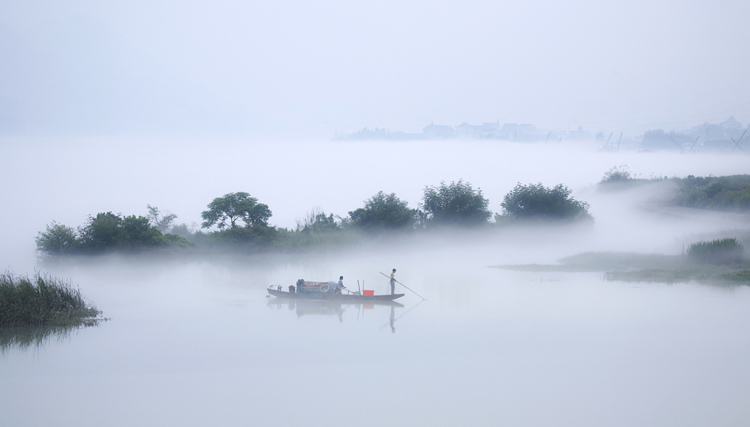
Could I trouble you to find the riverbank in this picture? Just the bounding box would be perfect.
[495,251,750,284]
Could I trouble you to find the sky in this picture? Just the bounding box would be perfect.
[1,0,749,138]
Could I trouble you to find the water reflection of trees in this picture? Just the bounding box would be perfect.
[0,321,102,352]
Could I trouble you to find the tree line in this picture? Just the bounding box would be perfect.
[36,181,592,255]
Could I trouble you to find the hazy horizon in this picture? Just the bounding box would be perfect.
[2,0,749,139]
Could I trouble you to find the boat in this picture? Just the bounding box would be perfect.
[267,287,404,303]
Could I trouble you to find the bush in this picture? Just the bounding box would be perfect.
[673,175,750,212]
[297,209,340,233]
[500,183,592,222]
[348,192,416,231]
[687,238,744,265]
[37,212,190,255]
[600,165,633,184]
[0,271,100,327]
[35,222,79,255]
[422,180,491,227]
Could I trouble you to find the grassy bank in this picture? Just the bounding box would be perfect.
[495,250,750,284]
[0,271,101,327]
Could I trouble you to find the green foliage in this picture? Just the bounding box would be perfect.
[36,212,190,255]
[297,209,340,233]
[78,212,126,252]
[600,165,633,184]
[35,222,79,255]
[77,212,167,253]
[207,224,277,249]
[201,192,272,229]
[687,238,744,265]
[673,175,750,212]
[348,192,416,231]
[499,183,592,221]
[0,271,100,327]
[422,180,491,227]
[721,270,750,282]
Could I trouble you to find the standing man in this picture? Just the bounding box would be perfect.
[390,269,396,295]
[336,276,346,294]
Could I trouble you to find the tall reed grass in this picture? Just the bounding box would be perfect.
[0,271,100,327]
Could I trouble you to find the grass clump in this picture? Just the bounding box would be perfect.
[687,238,745,265]
[0,271,101,327]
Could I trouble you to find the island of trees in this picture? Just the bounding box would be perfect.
[35,180,592,256]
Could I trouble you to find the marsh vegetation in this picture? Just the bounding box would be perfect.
[0,271,101,327]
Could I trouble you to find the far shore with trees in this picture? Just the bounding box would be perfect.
[36,180,592,256]
[35,173,750,265]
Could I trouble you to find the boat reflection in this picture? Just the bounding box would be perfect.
[267,298,404,323]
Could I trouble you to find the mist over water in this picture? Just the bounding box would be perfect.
[1,139,749,426]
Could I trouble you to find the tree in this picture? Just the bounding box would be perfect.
[147,205,178,233]
[201,192,272,229]
[36,222,79,255]
[422,180,491,227]
[78,212,128,252]
[500,183,592,221]
[348,191,416,231]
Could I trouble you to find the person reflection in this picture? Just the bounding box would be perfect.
[389,305,395,333]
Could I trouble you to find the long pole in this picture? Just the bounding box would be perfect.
[380,272,426,300]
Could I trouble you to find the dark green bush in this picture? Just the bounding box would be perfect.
[500,183,592,222]
[348,192,416,231]
[422,180,491,227]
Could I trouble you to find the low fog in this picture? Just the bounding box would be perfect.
[2,138,749,270]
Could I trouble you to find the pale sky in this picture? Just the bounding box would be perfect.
[1,0,748,138]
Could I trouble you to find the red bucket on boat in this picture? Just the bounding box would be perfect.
[363,290,374,296]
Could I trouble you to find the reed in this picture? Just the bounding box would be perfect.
[0,271,100,327]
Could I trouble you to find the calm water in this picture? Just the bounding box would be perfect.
[1,139,749,426]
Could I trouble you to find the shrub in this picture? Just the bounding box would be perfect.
[687,238,744,265]
[600,165,633,184]
[500,183,592,221]
[673,175,750,212]
[422,180,491,227]
[35,222,79,255]
[348,192,416,231]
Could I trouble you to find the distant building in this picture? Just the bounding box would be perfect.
[423,122,455,139]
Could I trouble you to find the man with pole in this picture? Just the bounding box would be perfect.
[380,270,426,300]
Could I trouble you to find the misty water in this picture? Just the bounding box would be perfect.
[2,139,750,426]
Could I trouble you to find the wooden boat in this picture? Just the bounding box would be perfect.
[267,288,404,303]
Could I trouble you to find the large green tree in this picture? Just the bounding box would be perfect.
[201,192,272,229]
[348,191,416,231]
[422,180,491,226]
[500,183,592,221]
